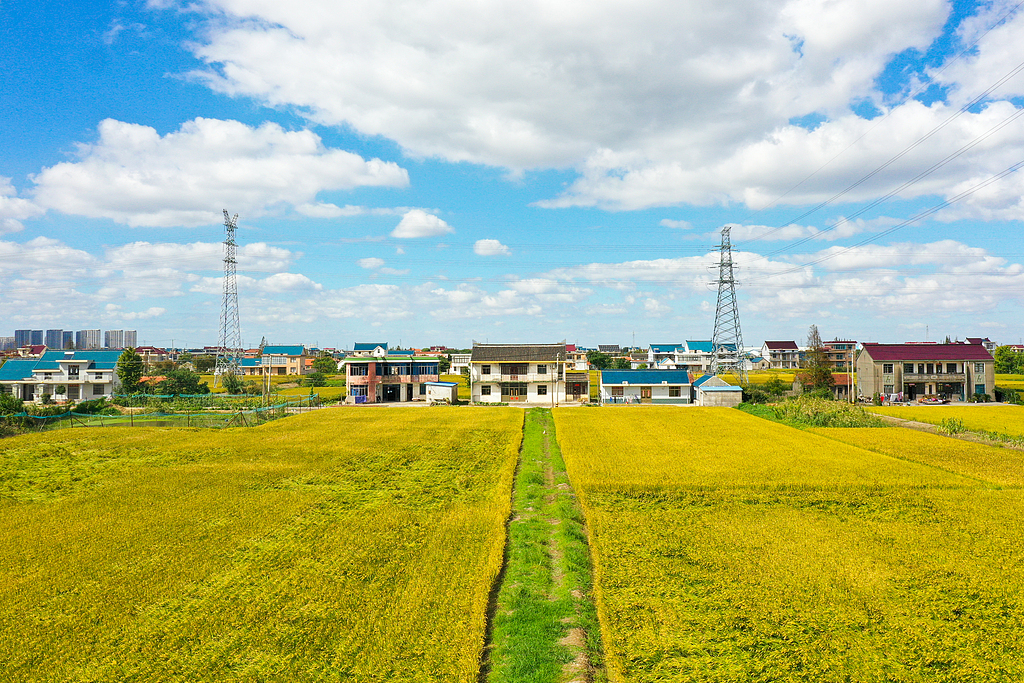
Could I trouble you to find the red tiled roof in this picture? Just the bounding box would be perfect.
[764,340,798,350]
[861,343,993,361]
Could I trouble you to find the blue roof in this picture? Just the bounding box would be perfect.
[601,370,691,385]
[262,345,305,355]
[701,385,742,391]
[0,359,38,381]
[33,350,122,371]
[649,344,683,353]
[693,373,715,387]
[426,381,458,387]
[353,342,387,351]
[390,349,414,356]
[685,340,714,353]
[241,358,259,367]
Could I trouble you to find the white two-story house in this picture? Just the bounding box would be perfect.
[469,343,589,403]
[0,350,122,402]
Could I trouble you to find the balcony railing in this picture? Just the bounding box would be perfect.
[903,373,966,382]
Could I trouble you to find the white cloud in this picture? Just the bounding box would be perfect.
[0,177,45,234]
[391,209,454,238]
[358,257,385,269]
[295,202,367,218]
[380,267,410,275]
[660,219,693,229]
[30,118,408,227]
[473,238,510,256]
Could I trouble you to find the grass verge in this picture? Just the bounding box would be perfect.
[485,408,605,683]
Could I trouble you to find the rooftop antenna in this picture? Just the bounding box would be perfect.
[214,210,242,385]
[711,226,747,383]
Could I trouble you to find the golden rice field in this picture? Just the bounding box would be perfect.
[869,404,1024,438]
[721,370,797,386]
[0,408,522,681]
[553,407,1024,683]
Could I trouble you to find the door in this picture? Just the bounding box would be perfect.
[508,386,523,401]
[640,387,652,403]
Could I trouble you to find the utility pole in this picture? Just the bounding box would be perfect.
[711,226,747,383]
[214,210,242,387]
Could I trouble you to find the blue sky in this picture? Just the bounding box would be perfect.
[2,0,1023,350]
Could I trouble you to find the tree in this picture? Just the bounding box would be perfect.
[312,354,338,375]
[221,373,245,394]
[438,355,451,374]
[305,372,327,387]
[0,392,24,415]
[117,347,144,394]
[994,346,1024,374]
[610,357,631,370]
[799,325,835,393]
[586,350,612,369]
[154,368,209,395]
[193,355,217,372]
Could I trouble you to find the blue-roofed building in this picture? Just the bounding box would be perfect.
[0,350,122,402]
[256,345,309,376]
[646,341,720,374]
[693,373,743,407]
[352,342,388,355]
[599,369,692,405]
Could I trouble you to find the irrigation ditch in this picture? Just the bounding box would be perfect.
[480,408,606,683]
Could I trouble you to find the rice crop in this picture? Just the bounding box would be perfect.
[554,406,1024,682]
[812,427,1024,487]
[0,407,522,681]
[869,405,1024,439]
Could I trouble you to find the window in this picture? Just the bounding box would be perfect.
[918,363,925,373]
[882,363,893,373]
[611,387,624,397]
[349,364,368,376]
[883,384,894,394]
[93,385,104,396]
[974,362,985,373]
[947,363,957,373]
[537,364,547,374]
[926,363,934,374]
[975,384,986,396]
[419,384,426,395]
[351,386,367,397]
[482,365,491,375]
[68,366,79,378]
[537,385,548,396]
[481,385,491,396]
[669,386,681,397]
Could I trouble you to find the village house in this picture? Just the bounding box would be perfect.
[469,343,589,403]
[693,374,744,407]
[599,369,692,404]
[822,340,857,370]
[761,341,801,369]
[343,343,440,403]
[0,350,122,402]
[856,341,995,401]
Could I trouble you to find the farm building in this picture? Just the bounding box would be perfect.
[469,343,589,403]
[693,374,743,407]
[0,350,122,402]
[761,341,801,369]
[425,381,459,404]
[856,341,995,402]
[599,369,693,404]
[343,343,441,403]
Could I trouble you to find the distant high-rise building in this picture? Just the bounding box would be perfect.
[124,330,137,348]
[76,329,101,350]
[45,329,63,348]
[62,331,74,349]
[14,330,32,347]
[30,330,44,346]
[0,336,15,351]
[104,329,125,349]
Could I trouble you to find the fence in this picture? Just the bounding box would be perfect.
[0,395,322,433]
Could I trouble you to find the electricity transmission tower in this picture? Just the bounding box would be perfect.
[711,226,747,383]
[214,210,242,385]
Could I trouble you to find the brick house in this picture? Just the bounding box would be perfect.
[856,341,995,401]
[343,343,440,403]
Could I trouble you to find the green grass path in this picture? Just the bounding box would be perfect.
[484,408,605,683]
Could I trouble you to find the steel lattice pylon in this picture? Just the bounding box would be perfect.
[711,226,747,383]
[215,210,242,383]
